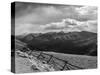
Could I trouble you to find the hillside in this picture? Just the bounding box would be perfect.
[15,51,97,73]
[16,31,97,56]
[14,37,97,73]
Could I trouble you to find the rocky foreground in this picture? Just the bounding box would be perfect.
[15,50,55,73]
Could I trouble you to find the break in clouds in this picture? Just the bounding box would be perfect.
[15,2,97,35]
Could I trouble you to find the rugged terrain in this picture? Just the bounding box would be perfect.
[12,37,97,73]
[16,31,97,56]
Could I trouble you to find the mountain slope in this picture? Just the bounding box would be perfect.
[16,31,97,56]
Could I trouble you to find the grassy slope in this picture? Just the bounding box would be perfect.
[15,55,33,73]
[15,39,97,73]
[44,52,97,69]
[15,51,97,73]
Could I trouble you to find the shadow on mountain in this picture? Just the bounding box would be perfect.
[16,31,97,56]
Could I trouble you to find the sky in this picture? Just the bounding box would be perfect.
[14,2,97,35]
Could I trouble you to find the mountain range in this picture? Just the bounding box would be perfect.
[15,31,97,56]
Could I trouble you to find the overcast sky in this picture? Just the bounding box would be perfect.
[14,2,97,35]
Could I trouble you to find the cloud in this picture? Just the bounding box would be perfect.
[15,6,64,25]
[15,3,97,24]
[41,18,77,30]
[78,20,97,32]
[76,6,97,15]
[15,2,97,35]
[75,6,97,21]
[42,18,97,33]
[15,24,44,35]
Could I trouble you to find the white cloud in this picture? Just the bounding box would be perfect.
[76,6,97,15]
[15,23,44,35]
[42,6,63,16]
[41,18,97,33]
[75,6,97,20]
[15,3,97,35]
